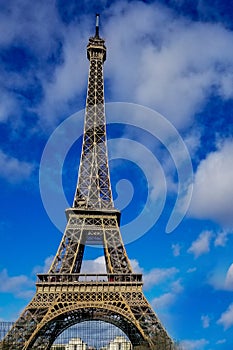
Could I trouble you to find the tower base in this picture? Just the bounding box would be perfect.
[0,274,175,350]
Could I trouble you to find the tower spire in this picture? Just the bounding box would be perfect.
[95,13,100,37]
[73,14,109,209]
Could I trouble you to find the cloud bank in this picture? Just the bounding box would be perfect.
[105,2,233,128]
[189,140,233,228]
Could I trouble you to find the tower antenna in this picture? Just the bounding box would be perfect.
[95,13,100,37]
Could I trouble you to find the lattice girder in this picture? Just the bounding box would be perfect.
[0,279,174,350]
[49,212,133,275]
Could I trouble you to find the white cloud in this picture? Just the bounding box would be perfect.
[172,243,181,257]
[189,141,233,228]
[1,1,233,130]
[151,279,183,309]
[0,91,18,122]
[188,230,213,258]
[38,25,90,124]
[214,231,230,247]
[0,0,61,51]
[130,259,143,273]
[78,256,178,291]
[104,2,233,128]
[0,150,34,183]
[172,279,184,293]
[183,130,201,158]
[217,303,233,330]
[201,315,210,329]
[0,269,34,299]
[33,256,54,274]
[208,264,231,291]
[0,0,64,124]
[80,256,107,274]
[151,292,175,309]
[225,264,233,291]
[3,1,230,128]
[143,267,178,290]
[180,338,209,350]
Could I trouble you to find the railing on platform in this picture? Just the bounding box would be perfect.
[36,273,143,284]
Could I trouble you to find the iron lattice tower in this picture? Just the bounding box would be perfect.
[1,16,176,350]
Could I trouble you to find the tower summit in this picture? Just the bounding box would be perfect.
[0,16,176,350]
[95,13,100,37]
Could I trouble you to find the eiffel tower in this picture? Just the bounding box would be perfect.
[1,15,176,350]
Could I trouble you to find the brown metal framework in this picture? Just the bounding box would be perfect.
[0,15,176,350]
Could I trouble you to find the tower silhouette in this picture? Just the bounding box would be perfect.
[1,15,176,350]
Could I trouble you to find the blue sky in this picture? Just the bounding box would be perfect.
[0,0,233,349]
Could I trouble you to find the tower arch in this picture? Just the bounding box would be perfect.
[26,306,146,349]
